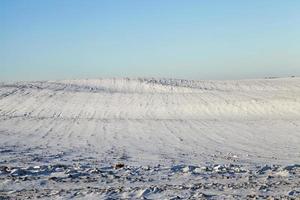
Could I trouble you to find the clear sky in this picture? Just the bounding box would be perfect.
[1,0,300,81]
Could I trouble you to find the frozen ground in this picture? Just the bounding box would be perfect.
[0,77,300,199]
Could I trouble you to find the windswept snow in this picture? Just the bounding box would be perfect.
[0,77,300,199]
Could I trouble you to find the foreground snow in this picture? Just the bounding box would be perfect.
[0,77,300,199]
[1,162,300,199]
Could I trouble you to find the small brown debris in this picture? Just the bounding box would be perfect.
[114,163,125,169]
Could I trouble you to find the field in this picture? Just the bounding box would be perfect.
[0,77,300,199]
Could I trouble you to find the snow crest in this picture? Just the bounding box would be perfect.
[1,77,300,120]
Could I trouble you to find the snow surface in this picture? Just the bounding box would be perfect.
[0,77,300,199]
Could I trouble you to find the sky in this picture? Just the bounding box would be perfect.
[1,0,300,81]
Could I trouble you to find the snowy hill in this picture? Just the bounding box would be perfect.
[1,77,300,121]
[0,77,300,199]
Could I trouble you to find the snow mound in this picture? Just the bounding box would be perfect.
[0,77,299,120]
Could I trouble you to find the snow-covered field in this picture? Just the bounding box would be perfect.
[0,77,300,199]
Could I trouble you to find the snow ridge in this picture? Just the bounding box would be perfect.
[0,77,299,120]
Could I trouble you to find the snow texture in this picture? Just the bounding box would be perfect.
[0,77,300,199]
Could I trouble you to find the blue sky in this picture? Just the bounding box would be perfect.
[1,0,300,81]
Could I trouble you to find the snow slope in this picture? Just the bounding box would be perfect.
[0,77,300,199]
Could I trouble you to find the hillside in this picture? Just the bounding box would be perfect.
[0,77,300,199]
